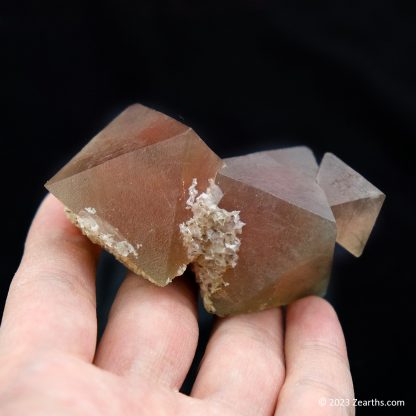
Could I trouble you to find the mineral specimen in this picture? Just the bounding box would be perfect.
[45,104,223,286]
[196,150,337,315]
[317,153,385,257]
[45,104,385,316]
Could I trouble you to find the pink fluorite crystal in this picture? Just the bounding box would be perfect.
[317,153,385,257]
[202,150,336,315]
[46,104,223,286]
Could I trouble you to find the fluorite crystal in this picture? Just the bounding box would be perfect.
[45,104,223,286]
[201,150,337,315]
[317,153,385,257]
[45,104,385,316]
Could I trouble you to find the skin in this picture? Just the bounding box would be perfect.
[0,195,354,415]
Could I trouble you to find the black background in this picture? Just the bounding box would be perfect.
[1,2,415,414]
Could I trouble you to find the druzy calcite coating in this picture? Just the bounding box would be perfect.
[46,104,223,286]
[317,153,385,257]
[205,149,337,316]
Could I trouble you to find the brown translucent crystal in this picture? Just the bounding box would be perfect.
[45,104,223,286]
[45,103,386,316]
[317,153,385,257]
[199,149,337,316]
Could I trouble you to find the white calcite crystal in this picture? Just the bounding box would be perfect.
[179,179,245,312]
[66,208,139,258]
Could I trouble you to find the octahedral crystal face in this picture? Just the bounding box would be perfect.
[258,146,319,178]
[317,153,385,257]
[46,104,223,286]
[200,148,337,316]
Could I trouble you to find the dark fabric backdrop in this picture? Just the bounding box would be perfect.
[1,2,415,414]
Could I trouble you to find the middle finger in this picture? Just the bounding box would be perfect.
[94,272,199,390]
[192,308,285,416]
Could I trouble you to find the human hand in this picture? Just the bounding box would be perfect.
[0,195,354,415]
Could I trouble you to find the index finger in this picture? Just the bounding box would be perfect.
[0,194,99,361]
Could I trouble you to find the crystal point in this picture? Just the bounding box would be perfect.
[46,104,223,286]
[258,146,319,178]
[317,153,385,257]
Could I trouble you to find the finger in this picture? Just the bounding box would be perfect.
[0,194,99,361]
[275,296,354,416]
[94,272,198,390]
[192,308,285,416]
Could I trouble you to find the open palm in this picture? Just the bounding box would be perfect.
[0,195,354,415]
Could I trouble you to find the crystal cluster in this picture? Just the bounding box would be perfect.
[46,104,385,316]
